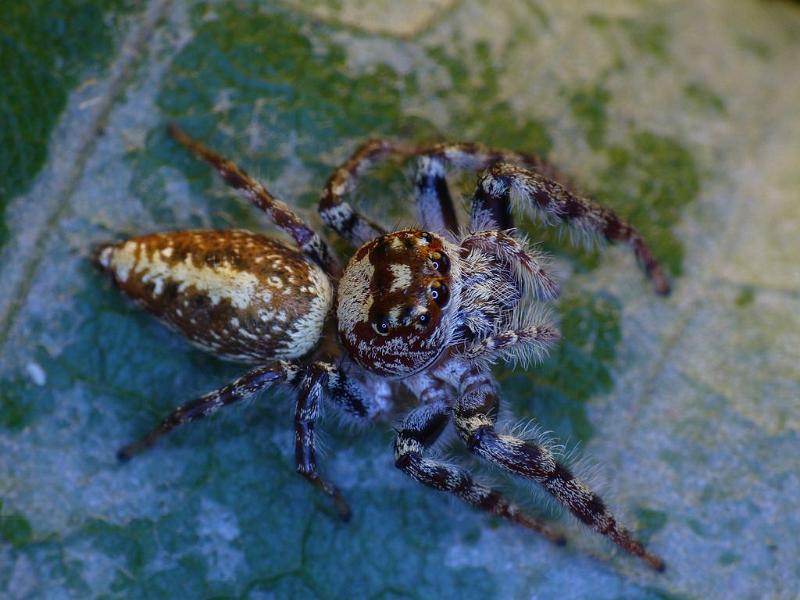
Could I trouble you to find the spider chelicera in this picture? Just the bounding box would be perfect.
[95,124,669,571]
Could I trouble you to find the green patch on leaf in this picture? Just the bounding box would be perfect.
[735,286,756,307]
[0,379,37,431]
[569,85,610,150]
[426,43,552,156]
[596,131,700,276]
[499,291,623,444]
[132,5,433,230]
[634,508,668,541]
[0,504,33,548]
[537,130,699,278]
[736,35,772,60]
[684,82,726,114]
[586,14,670,61]
[718,551,741,566]
[0,0,134,248]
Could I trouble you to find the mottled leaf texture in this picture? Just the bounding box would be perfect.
[1,1,799,599]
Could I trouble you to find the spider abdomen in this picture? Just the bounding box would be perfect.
[96,229,332,362]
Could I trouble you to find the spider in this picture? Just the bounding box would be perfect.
[94,123,669,571]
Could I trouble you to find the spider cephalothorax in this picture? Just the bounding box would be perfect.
[338,228,558,377]
[337,229,461,376]
[96,124,669,571]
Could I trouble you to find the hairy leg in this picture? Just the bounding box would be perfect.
[475,164,670,294]
[117,361,299,461]
[462,230,560,301]
[441,362,664,570]
[318,138,568,246]
[459,324,561,366]
[168,124,336,274]
[294,361,388,521]
[316,361,389,421]
[396,375,565,544]
[414,156,459,234]
[295,362,351,520]
[318,139,404,246]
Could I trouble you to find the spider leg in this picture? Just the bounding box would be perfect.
[414,156,459,234]
[293,361,388,521]
[318,139,566,245]
[117,361,299,461]
[394,383,566,545]
[319,139,404,246]
[424,142,576,231]
[168,124,336,274]
[462,230,560,301]
[459,324,561,366]
[322,362,388,421]
[475,164,670,295]
[295,362,362,521]
[443,362,665,571]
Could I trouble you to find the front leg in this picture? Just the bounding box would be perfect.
[318,139,402,246]
[293,361,388,521]
[294,363,352,521]
[475,164,670,294]
[447,363,665,571]
[318,138,569,246]
[458,323,561,366]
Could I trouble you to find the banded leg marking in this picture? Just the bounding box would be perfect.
[322,364,387,421]
[460,325,561,365]
[168,124,336,274]
[453,366,665,571]
[477,164,670,294]
[117,361,299,461]
[414,156,459,234]
[319,139,406,246]
[462,230,560,301]
[319,138,568,246]
[394,401,565,545]
[294,362,358,521]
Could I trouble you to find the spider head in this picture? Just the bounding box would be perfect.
[337,229,459,377]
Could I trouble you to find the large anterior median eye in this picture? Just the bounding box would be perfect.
[372,317,390,336]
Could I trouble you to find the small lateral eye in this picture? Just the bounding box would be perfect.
[420,232,433,243]
[372,318,390,336]
[418,313,429,325]
[428,251,450,274]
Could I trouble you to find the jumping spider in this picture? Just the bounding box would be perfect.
[95,124,669,571]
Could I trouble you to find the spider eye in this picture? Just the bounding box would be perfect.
[428,251,450,274]
[418,313,429,325]
[372,318,390,336]
[421,232,433,243]
[430,282,450,307]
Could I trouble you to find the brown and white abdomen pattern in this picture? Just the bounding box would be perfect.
[96,230,333,362]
